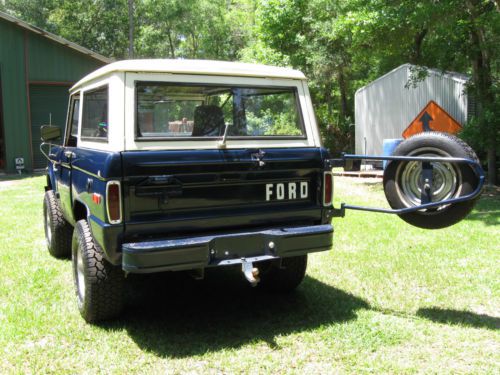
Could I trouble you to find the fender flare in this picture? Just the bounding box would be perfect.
[46,165,57,192]
[72,198,90,225]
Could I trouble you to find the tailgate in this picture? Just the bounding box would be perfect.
[121,147,326,238]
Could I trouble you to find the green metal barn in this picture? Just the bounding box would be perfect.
[0,11,110,173]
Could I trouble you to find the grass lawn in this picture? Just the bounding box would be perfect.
[0,175,498,374]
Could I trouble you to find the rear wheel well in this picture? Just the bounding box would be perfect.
[73,201,88,222]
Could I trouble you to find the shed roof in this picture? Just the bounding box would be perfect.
[0,11,112,64]
[355,64,469,94]
[71,59,307,90]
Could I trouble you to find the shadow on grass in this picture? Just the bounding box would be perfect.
[464,192,500,226]
[99,268,369,358]
[417,307,500,330]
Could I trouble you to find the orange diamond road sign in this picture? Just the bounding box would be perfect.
[402,100,462,139]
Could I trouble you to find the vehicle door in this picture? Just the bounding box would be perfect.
[58,94,80,223]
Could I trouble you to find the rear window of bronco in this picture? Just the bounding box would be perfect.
[136,82,305,139]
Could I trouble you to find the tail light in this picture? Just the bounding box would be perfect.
[323,172,333,206]
[106,181,122,224]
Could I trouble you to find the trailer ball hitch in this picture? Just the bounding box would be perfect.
[242,259,260,286]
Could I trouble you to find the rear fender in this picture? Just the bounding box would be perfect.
[72,198,122,265]
[73,198,89,223]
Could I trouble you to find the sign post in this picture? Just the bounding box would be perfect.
[15,157,24,175]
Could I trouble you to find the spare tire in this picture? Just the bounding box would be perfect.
[383,132,481,229]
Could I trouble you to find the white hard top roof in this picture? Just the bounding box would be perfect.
[71,59,306,90]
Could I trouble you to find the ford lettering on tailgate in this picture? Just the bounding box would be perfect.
[265,182,308,201]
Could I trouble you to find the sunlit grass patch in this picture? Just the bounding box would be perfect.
[0,175,498,373]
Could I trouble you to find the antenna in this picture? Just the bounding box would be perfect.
[218,122,230,149]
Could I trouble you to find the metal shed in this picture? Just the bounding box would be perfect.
[355,64,471,160]
[0,11,111,173]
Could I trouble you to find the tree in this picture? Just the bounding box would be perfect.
[135,0,192,58]
[3,0,497,182]
[248,0,498,181]
[1,0,130,58]
[461,0,499,185]
[135,0,253,60]
[128,0,134,58]
[355,0,499,184]
[1,0,59,32]
[49,0,129,58]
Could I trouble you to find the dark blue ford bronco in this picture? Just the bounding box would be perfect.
[41,60,483,322]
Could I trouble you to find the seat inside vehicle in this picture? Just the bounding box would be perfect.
[192,105,224,137]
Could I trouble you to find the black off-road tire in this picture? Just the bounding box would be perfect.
[257,255,308,293]
[72,219,124,323]
[43,190,72,258]
[384,132,481,229]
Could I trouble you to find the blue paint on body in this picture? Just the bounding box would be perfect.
[47,146,334,268]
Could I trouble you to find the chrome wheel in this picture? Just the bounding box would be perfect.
[396,148,462,211]
[383,132,480,229]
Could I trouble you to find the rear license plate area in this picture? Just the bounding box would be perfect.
[211,234,267,261]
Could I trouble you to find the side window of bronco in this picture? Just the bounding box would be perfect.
[65,95,80,147]
[81,86,109,141]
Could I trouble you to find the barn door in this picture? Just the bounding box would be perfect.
[30,85,70,169]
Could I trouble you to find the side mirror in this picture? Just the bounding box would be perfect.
[40,125,61,142]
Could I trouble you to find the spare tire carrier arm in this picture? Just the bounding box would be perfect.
[328,154,485,217]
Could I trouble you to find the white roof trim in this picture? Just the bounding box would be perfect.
[0,11,112,64]
[71,59,307,90]
[355,63,469,94]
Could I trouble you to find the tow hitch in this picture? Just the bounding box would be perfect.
[217,255,278,286]
[242,259,260,286]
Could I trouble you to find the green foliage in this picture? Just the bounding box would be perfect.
[49,0,129,58]
[244,91,303,136]
[246,109,302,136]
[135,0,253,60]
[240,39,290,66]
[460,104,500,156]
[268,111,302,136]
[250,0,498,172]
[1,0,59,32]
[2,0,498,175]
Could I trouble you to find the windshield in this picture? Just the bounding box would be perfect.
[136,82,304,139]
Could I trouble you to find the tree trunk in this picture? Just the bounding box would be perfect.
[338,68,349,120]
[128,0,134,58]
[466,0,497,185]
[324,79,333,119]
[190,31,199,58]
[410,28,427,64]
[167,31,176,58]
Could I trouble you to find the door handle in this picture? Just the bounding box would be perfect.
[64,151,75,158]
